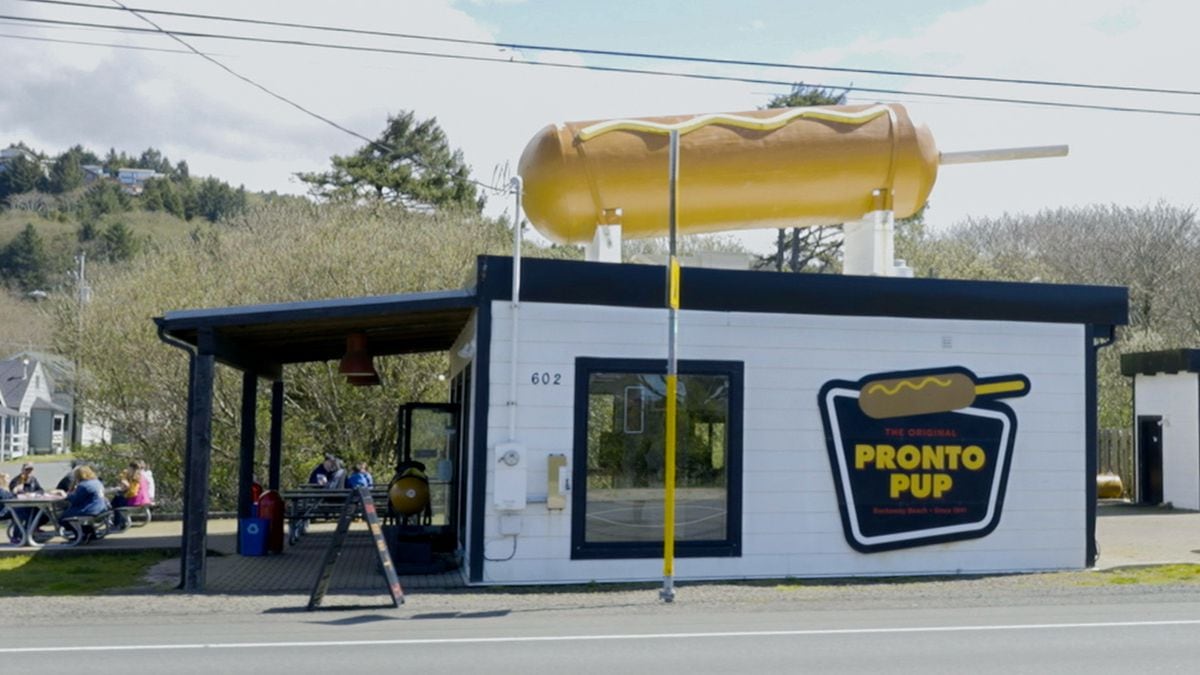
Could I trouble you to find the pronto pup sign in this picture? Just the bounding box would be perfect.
[818,367,1030,553]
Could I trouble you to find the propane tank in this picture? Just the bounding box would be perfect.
[518,103,938,244]
[1096,472,1125,499]
[389,468,430,518]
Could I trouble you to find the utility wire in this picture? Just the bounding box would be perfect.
[16,0,1200,99]
[0,29,1047,115]
[4,12,1200,119]
[0,29,195,53]
[99,1,506,195]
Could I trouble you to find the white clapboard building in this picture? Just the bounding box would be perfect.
[157,255,1127,589]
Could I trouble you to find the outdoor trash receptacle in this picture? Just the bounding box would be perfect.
[239,518,269,556]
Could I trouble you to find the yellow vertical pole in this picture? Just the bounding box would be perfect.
[661,129,680,603]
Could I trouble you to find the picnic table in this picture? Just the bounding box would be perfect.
[280,486,390,545]
[1,494,66,547]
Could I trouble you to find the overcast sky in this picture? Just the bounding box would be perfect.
[1,0,1196,253]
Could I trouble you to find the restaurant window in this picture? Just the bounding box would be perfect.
[571,358,743,559]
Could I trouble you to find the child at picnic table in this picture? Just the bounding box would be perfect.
[111,462,150,528]
[345,462,373,489]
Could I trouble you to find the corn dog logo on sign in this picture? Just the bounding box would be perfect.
[818,367,1030,553]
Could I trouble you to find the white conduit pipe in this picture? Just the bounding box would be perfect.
[508,176,523,442]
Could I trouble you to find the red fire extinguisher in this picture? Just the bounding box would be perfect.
[256,490,285,554]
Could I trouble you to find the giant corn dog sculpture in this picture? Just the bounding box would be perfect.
[519,104,934,244]
[517,103,1063,247]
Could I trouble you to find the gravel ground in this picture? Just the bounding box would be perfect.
[6,565,1200,627]
[5,503,1198,625]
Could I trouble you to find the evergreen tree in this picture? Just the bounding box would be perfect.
[0,223,50,291]
[298,110,481,212]
[48,150,85,193]
[0,154,45,201]
[79,181,131,223]
[194,177,247,222]
[98,221,139,262]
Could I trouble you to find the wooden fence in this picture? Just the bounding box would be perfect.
[1098,428,1135,500]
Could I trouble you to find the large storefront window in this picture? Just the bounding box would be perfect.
[571,358,743,559]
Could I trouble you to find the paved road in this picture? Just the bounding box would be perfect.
[2,596,1198,673]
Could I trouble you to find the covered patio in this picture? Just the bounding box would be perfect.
[155,285,478,592]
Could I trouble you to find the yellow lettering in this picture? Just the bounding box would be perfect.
[876,444,896,470]
[933,473,953,498]
[962,445,986,470]
[944,445,962,469]
[897,445,920,470]
[890,473,910,499]
[922,445,945,470]
[910,473,932,498]
[855,444,875,470]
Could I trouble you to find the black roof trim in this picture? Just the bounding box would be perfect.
[157,288,476,330]
[154,288,478,372]
[478,256,1128,326]
[1120,349,1200,377]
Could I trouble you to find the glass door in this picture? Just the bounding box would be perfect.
[398,403,459,545]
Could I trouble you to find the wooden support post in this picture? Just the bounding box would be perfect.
[236,371,258,554]
[268,379,284,492]
[182,336,215,593]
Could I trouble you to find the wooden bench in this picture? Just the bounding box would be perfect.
[59,511,114,546]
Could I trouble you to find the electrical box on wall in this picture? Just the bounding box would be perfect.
[494,442,527,511]
[547,453,568,510]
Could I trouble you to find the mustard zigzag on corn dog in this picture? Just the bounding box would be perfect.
[865,376,953,397]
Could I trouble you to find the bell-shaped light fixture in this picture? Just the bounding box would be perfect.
[347,372,382,387]
[338,332,377,377]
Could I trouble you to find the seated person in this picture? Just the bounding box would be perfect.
[56,460,84,492]
[59,466,108,540]
[138,460,156,503]
[0,472,13,521]
[345,462,373,490]
[112,462,149,528]
[9,463,43,495]
[308,454,343,487]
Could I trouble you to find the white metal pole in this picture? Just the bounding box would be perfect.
[509,176,523,442]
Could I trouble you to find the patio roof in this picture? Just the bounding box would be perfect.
[154,288,477,377]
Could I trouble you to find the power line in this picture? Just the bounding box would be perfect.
[4,12,1199,119]
[16,0,1200,99]
[99,1,506,195]
[0,29,195,53]
[0,29,1052,116]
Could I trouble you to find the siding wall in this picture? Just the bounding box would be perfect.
[1133,373,1200,510]
[480,300,1088,584]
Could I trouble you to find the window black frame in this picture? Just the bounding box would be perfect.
[571,357,744,560]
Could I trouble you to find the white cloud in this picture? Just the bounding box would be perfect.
[786,0,1200,232]
[1,0,1194,250]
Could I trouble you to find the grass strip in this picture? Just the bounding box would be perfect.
[0,550,175,595]
[1079,564,1200,586]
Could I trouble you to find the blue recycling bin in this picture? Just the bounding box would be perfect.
[239,518,269,557]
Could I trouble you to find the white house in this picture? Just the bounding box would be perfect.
[0,357,70,460]
[116,168,163,195]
